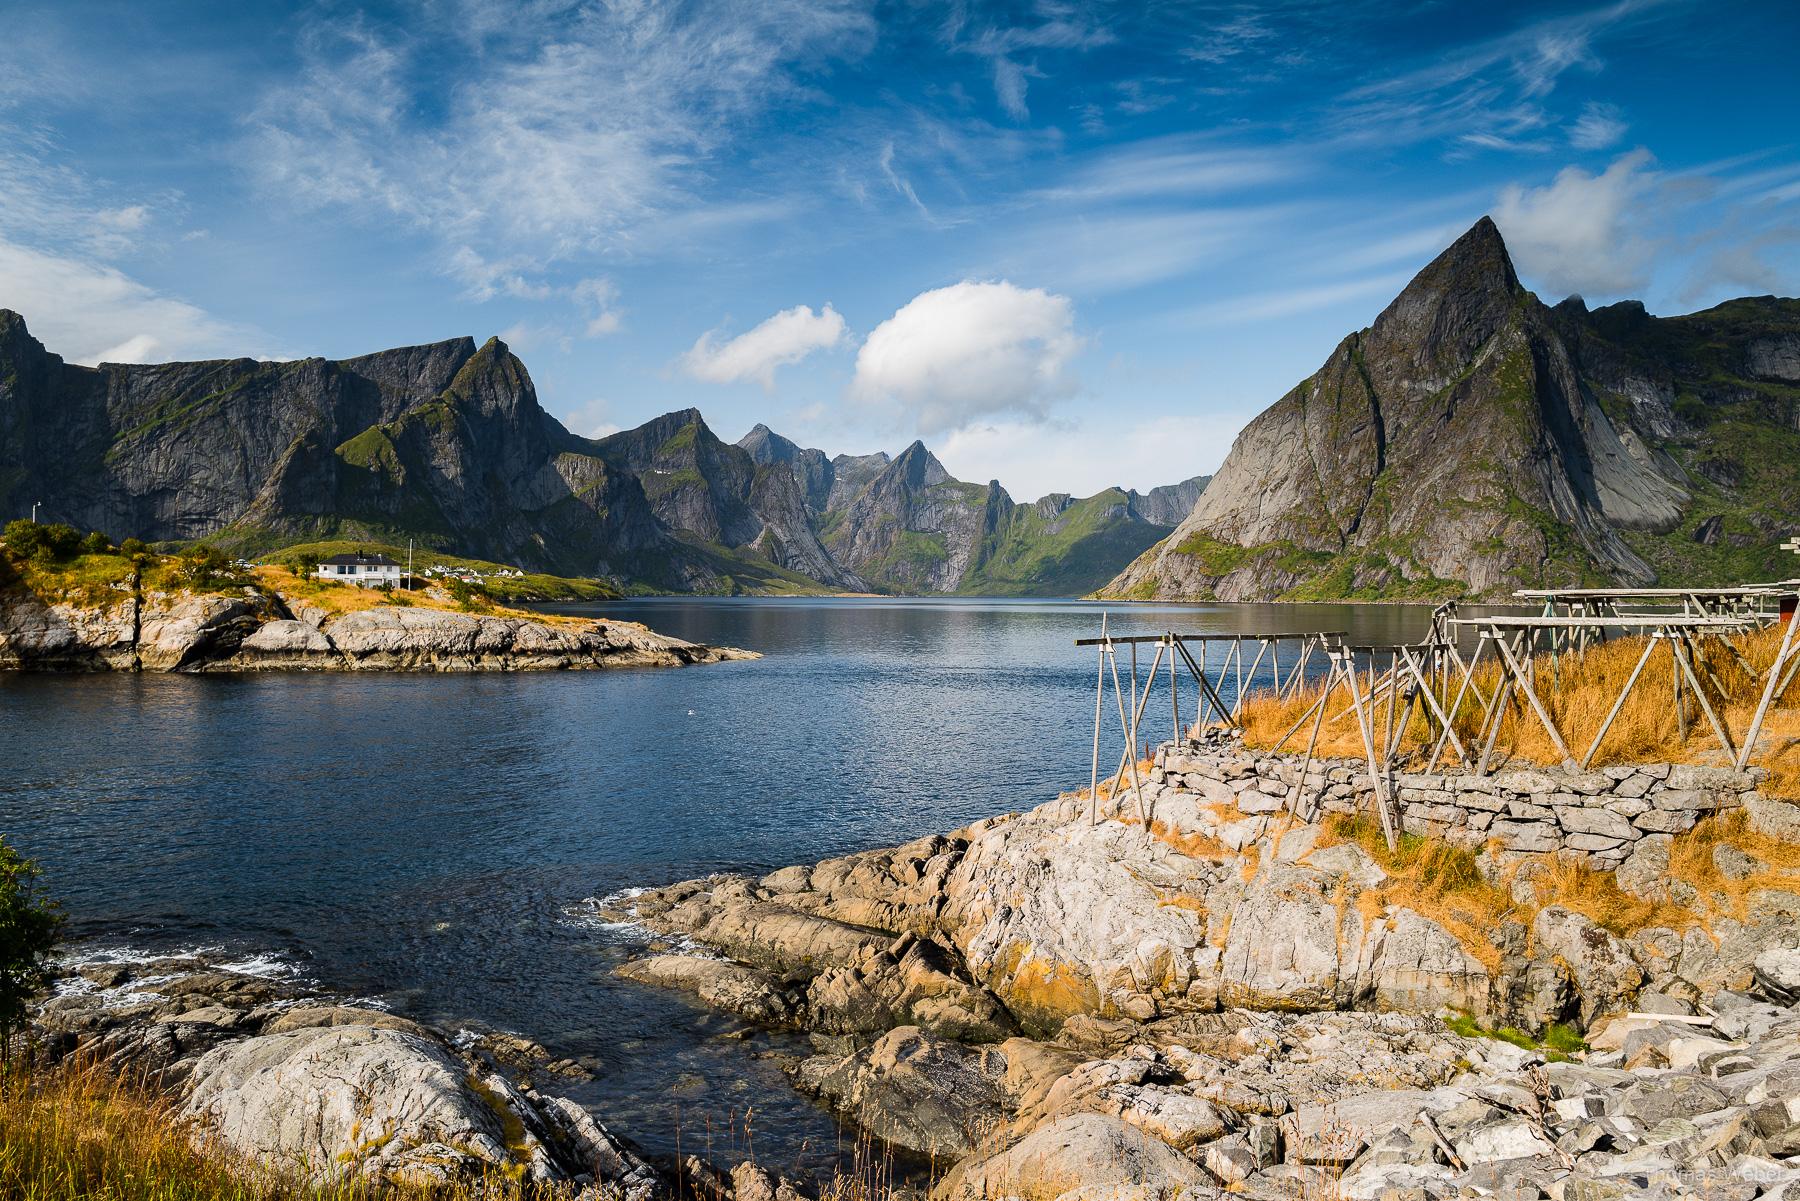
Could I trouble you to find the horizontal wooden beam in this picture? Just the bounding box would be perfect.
[1451,615,1756,629]
[1073,631,1345,647]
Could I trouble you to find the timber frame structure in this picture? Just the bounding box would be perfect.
[1078,587,1800,851]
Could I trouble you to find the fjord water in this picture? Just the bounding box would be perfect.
[0,597,1432,1173]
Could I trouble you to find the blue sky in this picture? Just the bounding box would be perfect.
[3,0,1797,501]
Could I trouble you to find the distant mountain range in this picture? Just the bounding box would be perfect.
[0,311,1205,596]
[1104,217,1800,601]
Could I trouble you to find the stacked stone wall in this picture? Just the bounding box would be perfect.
[1150,740,1762,868]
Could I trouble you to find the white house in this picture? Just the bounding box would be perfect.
[316,551,404,587]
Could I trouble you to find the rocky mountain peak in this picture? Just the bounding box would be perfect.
[891,440,951,489]
[738,422,803,464]
[1364,215,1526,376]
[0,309,44,363]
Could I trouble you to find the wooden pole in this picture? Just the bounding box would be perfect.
[1233,639,1273,720]
[1429,635,1491,772]
[1174,639,1234,730]
[1123,642,1167,825]
[1672,638,1688,742]
[1580,633,1661,769]
[1091,614,1106,825]
[1105,644,1141,822]
[1401,645,1466,763]
[1270,688,1329,754]
[1290,689,1330,822]
[1343,651,1399,851]
[1671,630,1736,758]
[1492,630,1578,770]
[1168,635,1180,744]
[1475,675,1516,777]
[1743,606,1800,769]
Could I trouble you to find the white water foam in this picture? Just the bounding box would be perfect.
[561,888,725,959]
[52,941,391,1013]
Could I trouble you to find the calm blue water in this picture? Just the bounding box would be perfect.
[0,597,1433,1174]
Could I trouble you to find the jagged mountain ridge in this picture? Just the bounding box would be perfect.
[1103,217,1800,602]
[0,309,1202,596]
[739,429,1211,595]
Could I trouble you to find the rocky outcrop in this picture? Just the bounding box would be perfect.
[0,584,754,672]
[599,757,1800,1200]
[1104,220,1800,601]
[32,951,657,1194]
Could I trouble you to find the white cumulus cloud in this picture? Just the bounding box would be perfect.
[851,281,1082,434]
[1495,149,1657,298]
[680,303,846,389]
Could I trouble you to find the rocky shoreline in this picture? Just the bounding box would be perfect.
[595,737,1800,1199]
[32,948,665,1195]
[0,588,754,672]
[28,736,1800,1199]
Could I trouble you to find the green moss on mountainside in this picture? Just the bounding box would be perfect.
[962,489,1170,596]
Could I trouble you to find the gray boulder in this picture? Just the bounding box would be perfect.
[185,1024,556,1184]
[933,1112,1212,1201]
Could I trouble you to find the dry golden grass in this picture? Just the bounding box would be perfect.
[1305,812,1788,968]
[1316,816,1513,973]
[252,568,594,629]
[0,1054,570,1200]
[1239,625,1800,796]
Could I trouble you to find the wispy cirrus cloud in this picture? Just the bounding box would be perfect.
[1328,0,1670,154]
[247,1,877,298]
[1569,100,1629,149]
[939,3,1114,120]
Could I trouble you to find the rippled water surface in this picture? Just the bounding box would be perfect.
[0,597,1440,1174]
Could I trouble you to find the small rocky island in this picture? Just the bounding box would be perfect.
[0,534,751,672]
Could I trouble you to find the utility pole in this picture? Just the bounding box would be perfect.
[31,501,40,524]
[407,538,414,590]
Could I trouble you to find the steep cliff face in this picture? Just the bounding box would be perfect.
[1128,476,1211,528]
[0,314,698,587]
[1103,219,1797,601]
[596,411,863,589]
[959,487,1202,597]
[820,442,1011,592]
[738,423,835,514]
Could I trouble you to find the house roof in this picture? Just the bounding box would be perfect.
[320,552,401,567]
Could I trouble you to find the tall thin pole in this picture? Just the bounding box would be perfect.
[1169,635,1179,744]
[1091,613,1106,824]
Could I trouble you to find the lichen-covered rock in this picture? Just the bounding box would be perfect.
[183,1025,551,1183]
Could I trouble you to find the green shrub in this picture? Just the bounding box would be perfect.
[0,837,62,1057]
[444,577,491,612]
[119,537,147,558]
[2,520,81,560]
[173,544,233,591]
[79,531,111,555]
